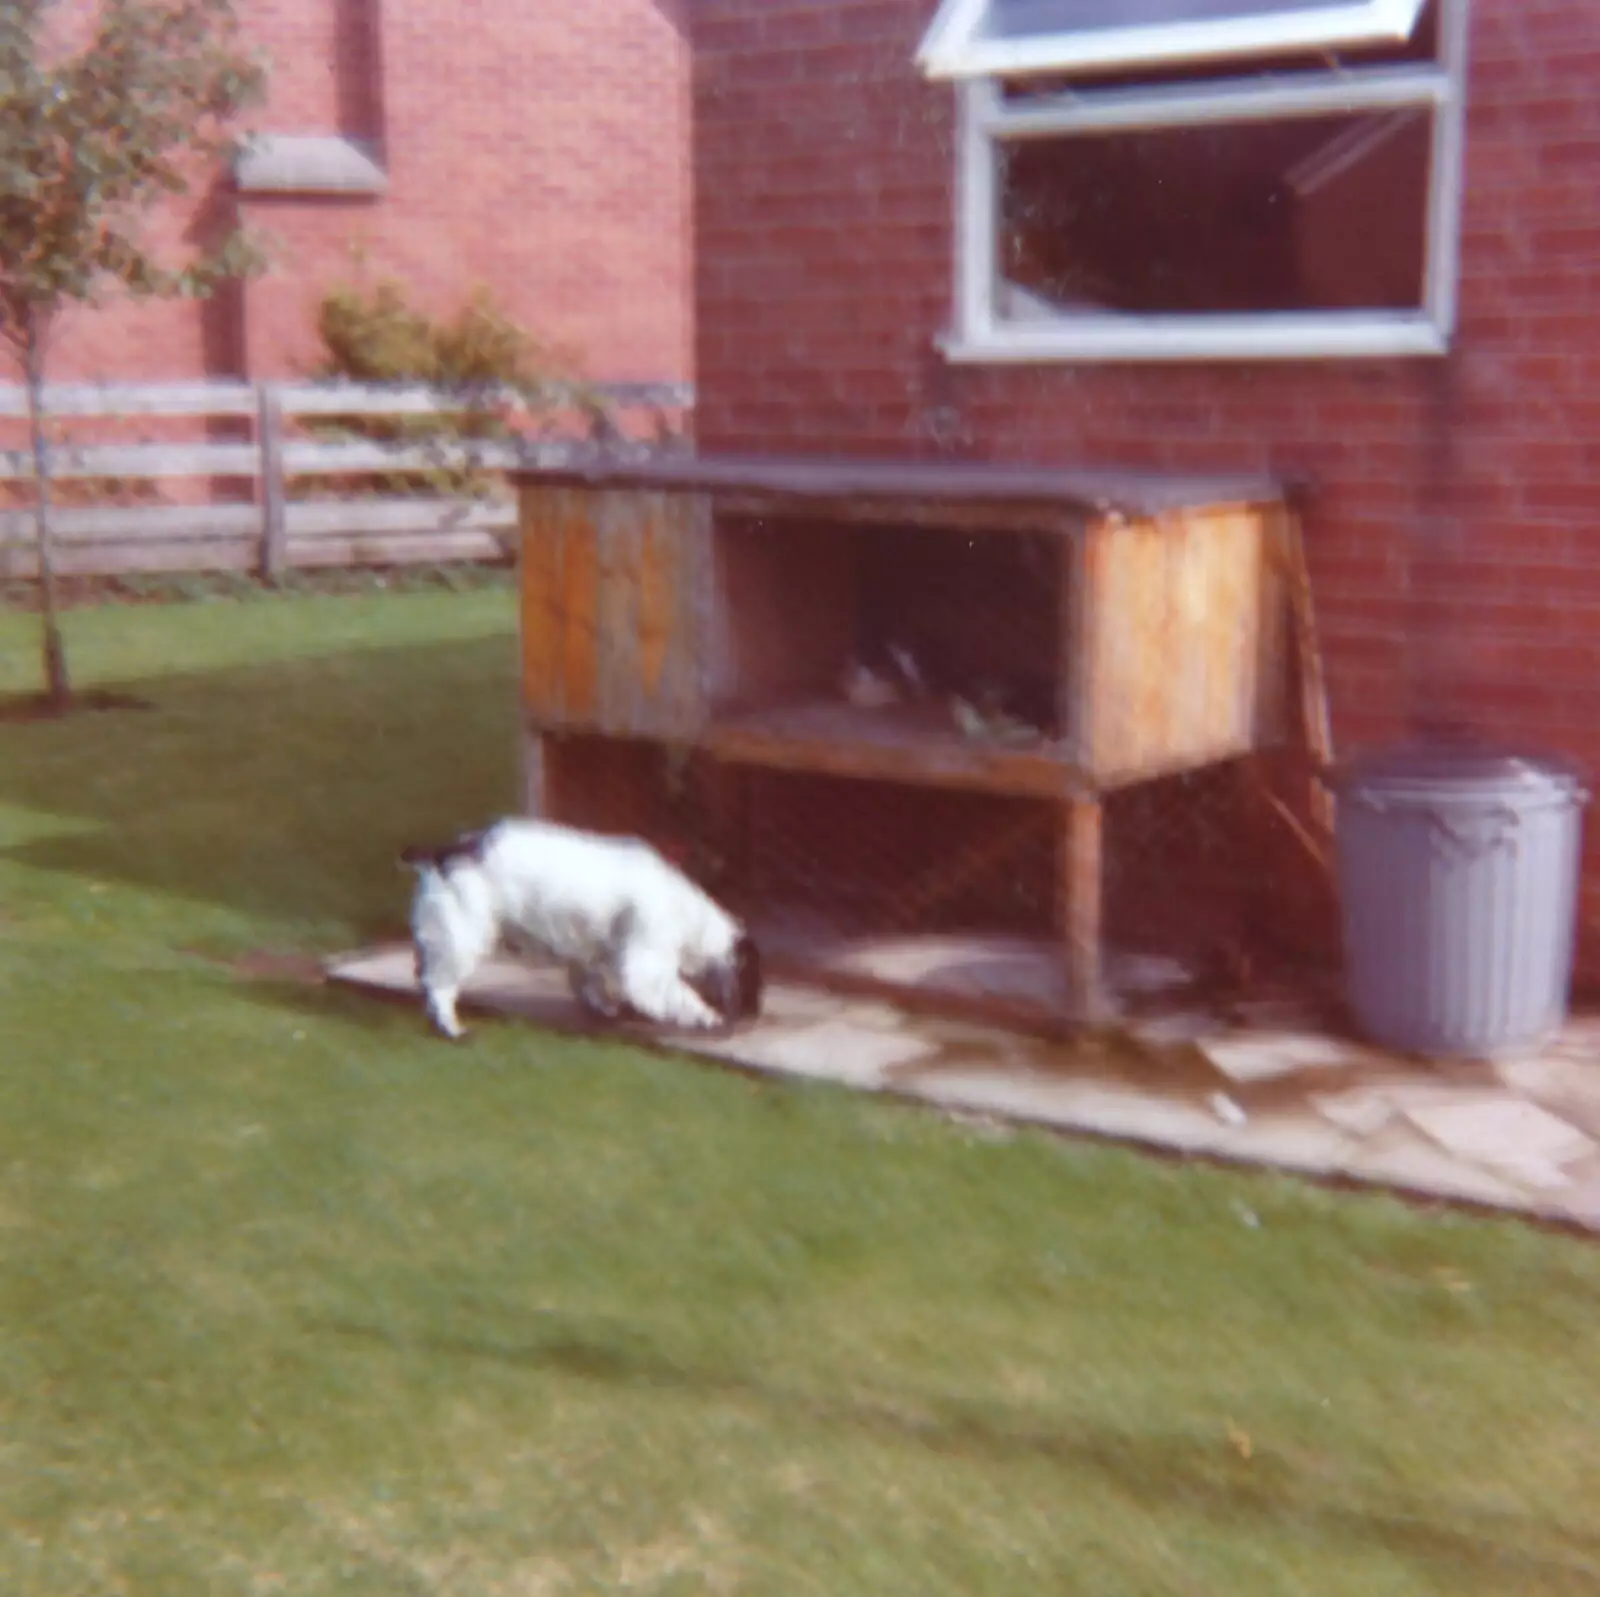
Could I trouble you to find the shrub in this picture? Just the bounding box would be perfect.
[303,278,576,498]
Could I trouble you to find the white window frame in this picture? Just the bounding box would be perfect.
[932,0,1472,364]
[919,0,1430,82]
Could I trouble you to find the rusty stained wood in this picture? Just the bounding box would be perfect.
[519,484,708,739]
[1253,503,1296,753]
[519,485,575,723]
[1079,505,1277,787]
[1058,796,1110,1025]
[1277,503,1336,832]
[1287,521,1332,769]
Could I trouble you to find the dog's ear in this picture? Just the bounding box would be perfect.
[690,934,762,1025]
[398,829,491,873]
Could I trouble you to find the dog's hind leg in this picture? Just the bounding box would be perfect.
[617,944,723,1031]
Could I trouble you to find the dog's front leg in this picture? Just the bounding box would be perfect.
[424,983,467,1041]
[618,945,723,1031]
[568,961,626,1020]
[413,917,493,1042]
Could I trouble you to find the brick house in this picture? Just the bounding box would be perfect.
[48,0,692,387]
[689,0,1600,976]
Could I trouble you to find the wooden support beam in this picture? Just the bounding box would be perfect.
[522,726,552,819]
[1059,795,1109,1024]
[1282,507,1335,833]
[257,385,288,582]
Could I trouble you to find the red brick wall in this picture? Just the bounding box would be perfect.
[691,0,1600,969]
[45,0,692,386]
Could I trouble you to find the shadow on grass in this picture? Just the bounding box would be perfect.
[230,976,430,1038]
[0,632,518,940]
[315,1313,1600,1592]
[229,973,611,1059]
[0,688,154,723]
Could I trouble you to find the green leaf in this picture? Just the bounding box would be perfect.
[0,0,268,362]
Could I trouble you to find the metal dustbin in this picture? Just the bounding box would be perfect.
[1333,747,1589,1060]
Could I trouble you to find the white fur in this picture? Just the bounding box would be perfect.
[405,818,748,1040]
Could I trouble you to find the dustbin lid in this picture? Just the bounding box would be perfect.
[1334,744,1588,806]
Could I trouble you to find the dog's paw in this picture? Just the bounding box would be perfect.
[424,1005,467,1042]
[677,1009,732,1035]
[576,991,625,1023]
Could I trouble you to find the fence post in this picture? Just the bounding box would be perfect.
[257,382,287,581]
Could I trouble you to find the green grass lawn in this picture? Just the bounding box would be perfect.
[2,587,1599,1597]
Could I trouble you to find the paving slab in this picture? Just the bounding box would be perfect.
[1494,1055,1600,1141]
[1310,1075,1497,1138]
[1311,1085,1405,1140]
[1401,1096,1596,1191]
[757,986,850,1026]
[1105,952,1197,998]
[912,1069,1231,1154]
[1539,1017,1600,1060]
[324,942,1600,1231]
[832,999,916,1033]
[800,933,1072,1007]
[1229,999,1333,1031]
[1126,1011,1227,1049]
[1199,1029,1369,1087]
[1220,1108,1356,1175]
[1338,1121,1535,1210]
[697,1020,938,1089]
[1553,1170,1600,1228]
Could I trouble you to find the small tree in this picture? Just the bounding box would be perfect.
[0,0,266,709]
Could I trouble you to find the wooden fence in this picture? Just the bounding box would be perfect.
[0,379,692,581]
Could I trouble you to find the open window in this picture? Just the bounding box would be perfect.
[921,0,1470,362]
[919,0,1431,80]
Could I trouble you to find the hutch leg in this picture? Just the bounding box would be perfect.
[522,724,553,819]
[1059,794,1109,1024]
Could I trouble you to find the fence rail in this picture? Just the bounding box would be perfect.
[0,379,692,581]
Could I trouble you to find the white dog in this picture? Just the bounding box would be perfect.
[399,817,763,1041]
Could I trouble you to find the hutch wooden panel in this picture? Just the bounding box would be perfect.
[519,485,709,740]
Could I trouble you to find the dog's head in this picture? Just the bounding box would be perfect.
[398,829,491,875]
[696,930,764,1026]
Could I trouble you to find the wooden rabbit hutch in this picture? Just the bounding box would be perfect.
[511,453,1307,1027]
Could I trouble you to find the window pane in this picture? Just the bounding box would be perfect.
[997,109,1431,319]
[998,1,1437,99]
[989,0,1348,41]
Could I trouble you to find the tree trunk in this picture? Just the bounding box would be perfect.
[23,316,70,710]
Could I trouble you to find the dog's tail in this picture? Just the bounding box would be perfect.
[398,828,491,874]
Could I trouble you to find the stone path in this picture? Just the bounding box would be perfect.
[326,945,1600,1232]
